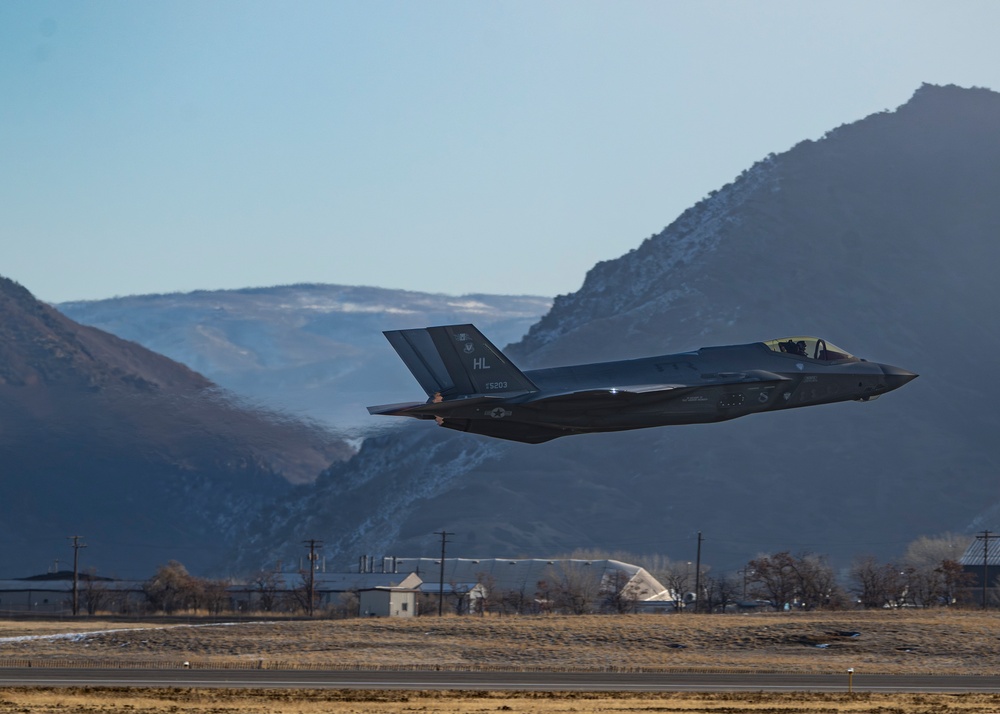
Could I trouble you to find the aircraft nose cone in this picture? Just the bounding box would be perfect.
[879,363,918,392]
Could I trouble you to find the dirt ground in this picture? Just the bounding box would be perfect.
[1,610,999,674]
[3,688,1000,714]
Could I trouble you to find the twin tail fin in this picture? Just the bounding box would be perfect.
[382,324,537,400]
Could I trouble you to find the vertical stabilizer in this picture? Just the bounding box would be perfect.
[383,324,537,399]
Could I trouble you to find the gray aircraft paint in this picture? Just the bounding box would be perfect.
[369,324,916,444]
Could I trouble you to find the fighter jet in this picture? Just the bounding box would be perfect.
[368,324,917,444]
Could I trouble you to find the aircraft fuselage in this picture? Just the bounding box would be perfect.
[369,326,917,444]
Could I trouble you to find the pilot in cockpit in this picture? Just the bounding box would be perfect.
[780,339,808,357]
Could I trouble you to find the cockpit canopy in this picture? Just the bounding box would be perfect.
[763,337,857,362]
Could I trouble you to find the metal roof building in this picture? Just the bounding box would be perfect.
[959,534,1000,590]
[391,557,670,602]
[959,535,1000,566]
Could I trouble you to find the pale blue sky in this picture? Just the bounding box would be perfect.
[3,1,998,303]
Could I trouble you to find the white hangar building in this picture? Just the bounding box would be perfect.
[392,557,671,606]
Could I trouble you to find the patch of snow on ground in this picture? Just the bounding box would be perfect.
[0,621,264,645]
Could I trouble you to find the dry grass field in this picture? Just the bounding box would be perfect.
[2,610,999,673]
[3,611,1000,712]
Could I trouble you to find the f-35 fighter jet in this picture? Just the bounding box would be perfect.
[368,324,917,444]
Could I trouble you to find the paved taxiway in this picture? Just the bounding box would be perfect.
[3,668,1000,693]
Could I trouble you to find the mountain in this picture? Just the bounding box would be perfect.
[58,286,551,433]
[234,83,1000,574]
[0,277,352,576]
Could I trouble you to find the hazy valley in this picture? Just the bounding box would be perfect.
[58,286,551,435]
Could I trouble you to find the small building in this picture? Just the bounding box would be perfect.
[357,572,422,617]
[358,578,420,618]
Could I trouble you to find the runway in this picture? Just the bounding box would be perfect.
[2,668,1000,693]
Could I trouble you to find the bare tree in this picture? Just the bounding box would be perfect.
[144,564,229,615]
[901,564,937,608]
[898,534,975,607]
[534,577,556,614]
[903,533,972,570]
[447,581,471,615]
[80,569,109,615]
[746,552,841,610]
[852,553,974,610]
[746,552,798,611]
[336,590,359,618]
[502,585,534,615]
[202,579,231,616]
[792,553,843,610]
[104,588,132,615]
[143,561,201,614]
[250,570,284,612]
[283,570,316,614]
[702,574,741,613]
[600,569,642,614]
[654,561,692,612]
[186,576,208,612]
[545,562,602,614]
[851,556,899,609]
[939,559,975,607]
[415,592,438,616]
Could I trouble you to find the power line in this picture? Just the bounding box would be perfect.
[68,535,86,617]
[976,530,996,609]
[302,539,323,616]
[434,530,453,617]
[693,531,703,614]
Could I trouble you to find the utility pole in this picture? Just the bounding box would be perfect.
[976,530,996,609]
[693,531,703,614]
[302,539,323,616]
[68,536,86,616]
[434,530,453,616]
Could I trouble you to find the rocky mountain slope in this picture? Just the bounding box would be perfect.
[58,286,550,433]
[0,277,352,576]
[238,84,1000,574]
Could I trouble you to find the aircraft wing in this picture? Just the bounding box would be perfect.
[524,384,698,411]
[532,384,688,400]
[702,369,791,384]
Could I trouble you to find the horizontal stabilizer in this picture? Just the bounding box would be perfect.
[368,396,506,419]
[367,401,429,417]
